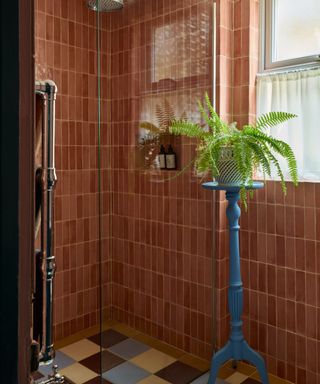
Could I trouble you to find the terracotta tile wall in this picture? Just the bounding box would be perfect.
[218,1,320,382]
[35,0,104,341]
[214,0,235,349]
[241,182,320,384]
[104,0,216,359]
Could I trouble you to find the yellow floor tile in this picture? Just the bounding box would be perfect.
[59,339,101,361]
[179,354,211,372]
[60,363,98,384]
[137,375,171,384]
[225,371,248,384]
[131,348,176,373]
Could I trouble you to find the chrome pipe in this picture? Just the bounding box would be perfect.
[41,81,58,364]
[34,80,58,365]
[33,90,48,356]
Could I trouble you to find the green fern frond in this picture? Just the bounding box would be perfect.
[196,146,214,173]
[243,127,298,187]
[197,100,213,129]
[204,92,228,134]
[255,111,297,131]
[169,120,207,139]
[163,93,298,208]
[243,138,271,177]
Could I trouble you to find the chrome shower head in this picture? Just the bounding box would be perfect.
[86,0,124,12]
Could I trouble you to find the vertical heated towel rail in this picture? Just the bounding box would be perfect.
[33,80,58,366]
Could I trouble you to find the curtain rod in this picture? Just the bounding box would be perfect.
[257,64,320,78]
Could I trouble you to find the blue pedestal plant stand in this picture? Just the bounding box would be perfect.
[202,181,269,384]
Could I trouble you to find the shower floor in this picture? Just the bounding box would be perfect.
[33,322,291,384]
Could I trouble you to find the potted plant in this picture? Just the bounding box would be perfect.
[169,93,298,207]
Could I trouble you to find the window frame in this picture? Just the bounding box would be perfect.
[260,0,320,72]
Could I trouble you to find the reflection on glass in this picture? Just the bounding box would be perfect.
[153,12,210,82]
[138,99,185,170]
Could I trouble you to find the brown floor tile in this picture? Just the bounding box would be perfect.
[179,354,210,372]
[242,379,261,384]
[155,361,202,384]
[89,329,128,348]
[80,350,125,373]
[223,360,256,376]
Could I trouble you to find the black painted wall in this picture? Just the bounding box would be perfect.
[0,0,20,381]
[0,0,34,382]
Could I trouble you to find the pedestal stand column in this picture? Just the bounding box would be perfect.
[203,182,269,384]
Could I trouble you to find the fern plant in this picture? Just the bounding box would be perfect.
[169,93,298,207]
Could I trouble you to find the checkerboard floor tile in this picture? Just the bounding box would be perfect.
[34,323,292,384]
[102,361,150,383]
[130,349,176,373]
[80,350,125,374]
[89,329,128,349]
[108,338,151,360]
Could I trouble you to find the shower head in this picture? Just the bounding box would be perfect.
[86,0,124,12]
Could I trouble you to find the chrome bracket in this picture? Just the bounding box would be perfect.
[38,365,64,384]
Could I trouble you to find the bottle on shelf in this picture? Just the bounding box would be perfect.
[166,145,177,170]
[158,144,166,169]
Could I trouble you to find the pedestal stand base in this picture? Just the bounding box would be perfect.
[208,339,269,383]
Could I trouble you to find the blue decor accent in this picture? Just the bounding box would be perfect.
[202,181,269,384]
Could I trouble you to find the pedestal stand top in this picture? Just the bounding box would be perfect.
[202,181,264,192]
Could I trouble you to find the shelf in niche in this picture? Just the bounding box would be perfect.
[135,136,182,173]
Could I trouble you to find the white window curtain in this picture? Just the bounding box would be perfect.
[257,67,320,181]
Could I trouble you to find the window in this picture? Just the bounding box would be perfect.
[258,1,320,181]
[262,0,320,70]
